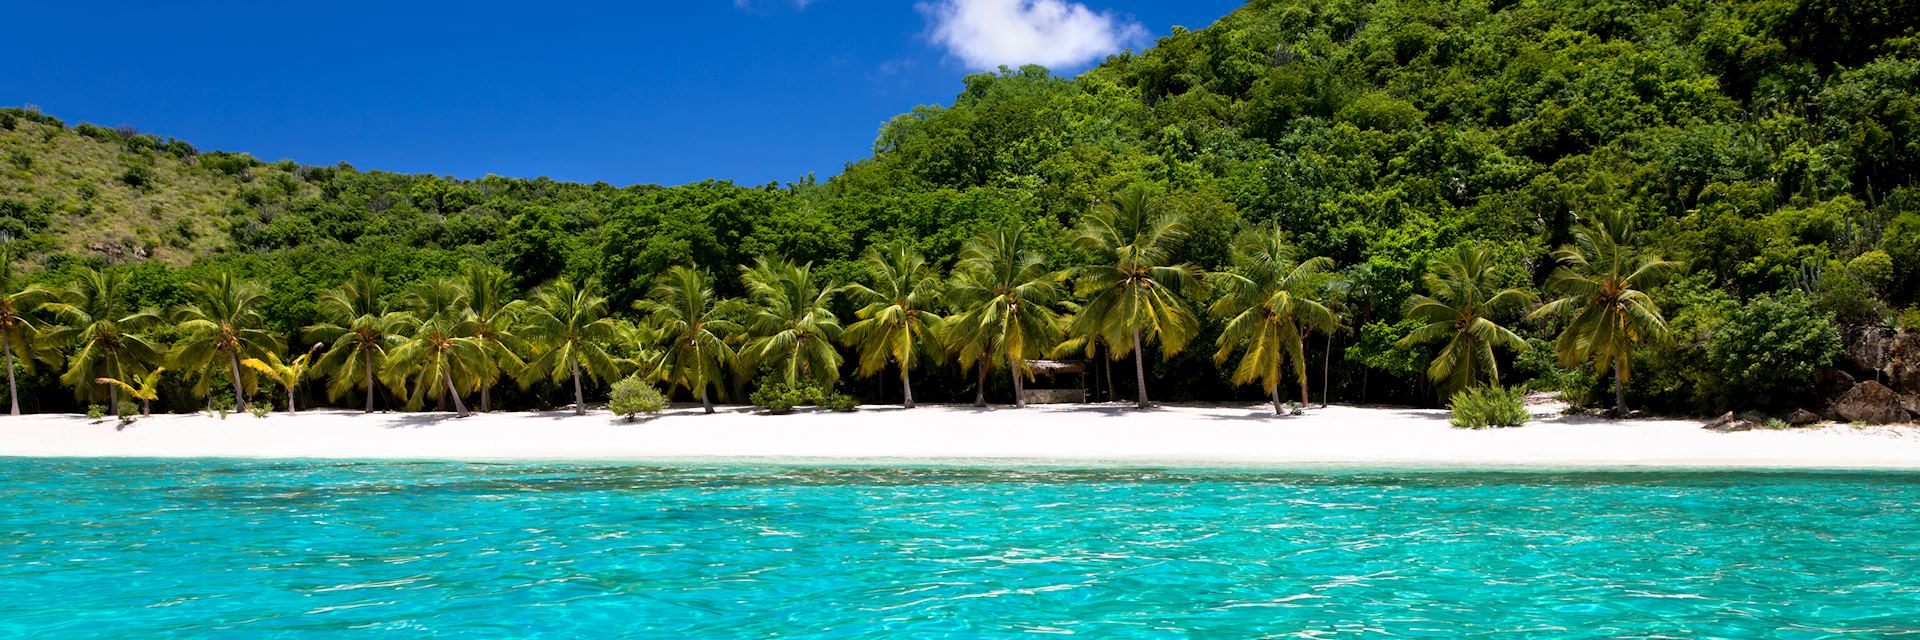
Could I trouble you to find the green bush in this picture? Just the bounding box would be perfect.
[1514,337,1599,406]
[85,404,106,420]
[1447,385,1529,429]
[819,392,859,412]
[208,391,235,419]
[609,376,669,421]
[250,400,273,418]
[1703,293,1841,411]
[750,382,821,414]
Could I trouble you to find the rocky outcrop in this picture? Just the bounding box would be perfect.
[1815,369,1857,404]
[1845,327,1894,373]
[1892,333,1920,395]
[1784,408,1822,426]
[1901,395,1920,420]
[1703,412,1760,432]
[1833,381,1906,424]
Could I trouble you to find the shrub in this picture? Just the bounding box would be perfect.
[208,391,235,419]
[1515,338,1599,406]
[1447,385,1529,429]
[1900,307,1920,333]
[1702,293,1841,411]
[750,382,821,414]
[250,400,273,418]
[609,376,669,421]
[819,392,859,412]
[85,404,106,420]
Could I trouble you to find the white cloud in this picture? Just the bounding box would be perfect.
[919,0,1147,70]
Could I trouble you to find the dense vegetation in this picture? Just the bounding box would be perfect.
[3,0,1916,416]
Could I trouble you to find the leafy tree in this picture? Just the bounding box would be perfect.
[94,367,165,417]
[1397,244,1535,399]
[303,272,409,413]
[945,226,1062,407]
[0,252,60,414]
[457,264,528,411]
[840,241,944,408]
[1068,186,1203,409]
[1702,293,1841,411]
[39,268,165,409]
[519,277,622,415]
[242,346,321,415]
[1207,226,1338,415]
[608,375,669,421]
[634,265,741,414]
[1532,211,1679,415]
[171,272,277,410]
[738,257,843,389]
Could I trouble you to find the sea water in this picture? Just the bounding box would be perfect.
[1,459,1916,638]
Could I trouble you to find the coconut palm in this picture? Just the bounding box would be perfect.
[0,252,62,415]
[171,272,277,411]
[519,277,622,415]
[1068,186,1203,409]
[95,367,165,417]
[385,312,486,417]
[840,242,944,408]
[242,345,321,415]
[1397,243,1536,398]
[457,265,528,412]
[944,226,1062,408]
[1530,210,1679,415]
[305,272,411,413]
[635,265,742,414]
[737,257,843,389]
[1207,226,1339,415]
[39,268,164,410]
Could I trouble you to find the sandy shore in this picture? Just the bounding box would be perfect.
[3,403,1919,469]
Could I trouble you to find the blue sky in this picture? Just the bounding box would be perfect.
[4,1,1242,187]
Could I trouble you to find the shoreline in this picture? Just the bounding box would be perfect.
[5,403,1920,469]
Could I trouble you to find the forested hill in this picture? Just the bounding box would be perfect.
[2,0,1917,414]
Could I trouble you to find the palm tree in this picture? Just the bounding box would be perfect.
[39,268,164,410]
[738,257,843,389]
[1068,186,1202,409]
[635,265,741,414]
[171,272,277,411]
[1397,243,1535,399]
[304,271,410,413]
[945,226,1062,408]
[840,242,944,408]
[457,265,528,412]
[519,277,622,415]
[1530,210,1679,415]
[385,312,486,417]
[1206,226,1339,415]
[0,252,61,415]
[242,345,321,415]
[95,367,165,417]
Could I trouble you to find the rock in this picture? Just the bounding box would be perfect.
[1703,411,1760,432]
[1845,326,1894,373]
[1832,381,1906,424]
[1891,332,1920,394]
[1815,369,1857,403]
[1784,408,1821,426]
[1902,394,1920,420]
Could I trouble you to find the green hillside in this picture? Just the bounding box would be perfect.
[3,0,1917,416]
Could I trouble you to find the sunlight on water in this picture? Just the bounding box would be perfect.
[2,459,1918,637]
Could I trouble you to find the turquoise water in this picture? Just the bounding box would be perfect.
[2,460,1918,638]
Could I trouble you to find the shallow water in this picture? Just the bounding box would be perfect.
[1,459,1917,638]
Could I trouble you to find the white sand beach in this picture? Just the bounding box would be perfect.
[4,402,1919,469]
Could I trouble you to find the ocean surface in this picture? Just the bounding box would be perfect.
[1,459,1916,638]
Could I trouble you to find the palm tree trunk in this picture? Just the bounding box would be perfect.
[974,360,988,407]
[1298,335,1310,409]
[1011,353,1026,408]
[571,356,586,416]
[1271,384,1283,416]
[481,385,491,413]
[1103,345,1113,402]
[141,397,150,417]
[227,351,249,411]
[363,350,376,413]
[700,386,713,414]
[286,387,297,415]
[1613,362,1627,416]
[109,360,120,413]
[443,369,470,417]
[5,342,17,416]
[1132,327,1148,410]
[902,367,915,409]
[1322,333,1332,409]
